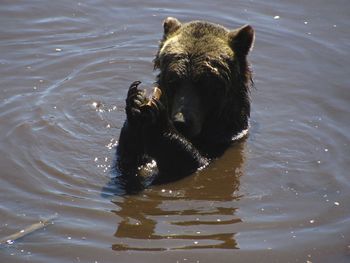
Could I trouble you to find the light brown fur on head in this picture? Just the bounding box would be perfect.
[155,18,254,68]
[154,17,255,141]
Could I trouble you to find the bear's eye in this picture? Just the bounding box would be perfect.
[165,74,181,97]
[167,79,181,93]
[166,72,182,87]
[168,78,180,86]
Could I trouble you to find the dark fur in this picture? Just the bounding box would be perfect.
[117,18,254,193]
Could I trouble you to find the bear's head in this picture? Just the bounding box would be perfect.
[154,17,254,142]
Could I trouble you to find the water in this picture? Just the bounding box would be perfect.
[1,0,349,262]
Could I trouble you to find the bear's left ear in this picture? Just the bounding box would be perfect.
[163,17,182,37]
[228,25,255,56]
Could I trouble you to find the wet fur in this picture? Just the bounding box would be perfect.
[116,18,254,193]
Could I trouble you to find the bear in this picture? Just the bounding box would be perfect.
[116,17,254,193]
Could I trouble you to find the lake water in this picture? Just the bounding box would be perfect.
[1,0,349,262]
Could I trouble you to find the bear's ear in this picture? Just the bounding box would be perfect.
[228,25,255,56]
[163,17,182,37]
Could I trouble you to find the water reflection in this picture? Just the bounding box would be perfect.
[110,140,247,251]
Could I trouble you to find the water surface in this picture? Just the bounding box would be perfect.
[1,0,349,262]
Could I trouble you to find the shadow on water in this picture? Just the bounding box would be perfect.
[102,139,247,251]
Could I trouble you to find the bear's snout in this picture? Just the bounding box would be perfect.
[172,110,202,139]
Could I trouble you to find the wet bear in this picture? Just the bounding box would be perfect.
[117,17,254,192]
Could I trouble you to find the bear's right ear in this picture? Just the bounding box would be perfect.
[163,17,182,37]
[228,25,255,56]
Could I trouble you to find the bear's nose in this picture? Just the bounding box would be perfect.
[173,112,188,134]
[173,112,185,124]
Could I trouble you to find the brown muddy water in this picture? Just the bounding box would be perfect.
[0,0,349,262]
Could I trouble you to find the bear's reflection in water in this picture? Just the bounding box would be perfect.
[110,139,246,251]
